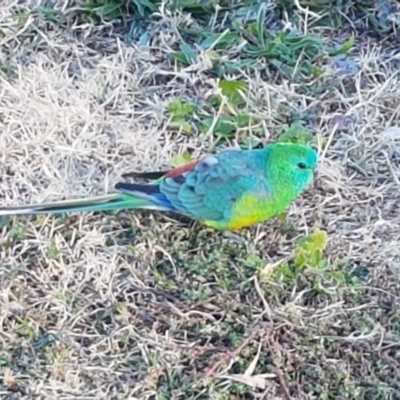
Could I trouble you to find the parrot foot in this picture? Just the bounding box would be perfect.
[223,231,247,245]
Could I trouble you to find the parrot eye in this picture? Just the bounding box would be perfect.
[297,162,307,169]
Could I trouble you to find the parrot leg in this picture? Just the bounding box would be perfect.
[223,231,247,245]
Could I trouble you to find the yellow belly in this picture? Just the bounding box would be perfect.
[203,214,265,231]
[202,194,282,231]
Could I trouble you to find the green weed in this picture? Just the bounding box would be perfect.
[167,98,199,134]
[9,225,26,240]
[277,122,316,145]
[269,229,363,296]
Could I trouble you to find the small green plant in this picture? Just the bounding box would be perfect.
[170,151,193,167]
[271,228,359,295]
[218,79,247,105]
[167,98,199,134]
[9,225,26,240]
[272,228,329,283]
[167,98,197,119]
[277,122,316,145]
[293,228,328,271]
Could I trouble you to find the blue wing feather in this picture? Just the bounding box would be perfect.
[115,148,271,223]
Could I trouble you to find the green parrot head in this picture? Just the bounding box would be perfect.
[267,142,318,194]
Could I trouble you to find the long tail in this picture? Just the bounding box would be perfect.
[0,193,160,217]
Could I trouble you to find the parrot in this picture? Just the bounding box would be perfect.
[0,142,318,231]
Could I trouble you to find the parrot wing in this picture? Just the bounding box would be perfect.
[115,151,268,222]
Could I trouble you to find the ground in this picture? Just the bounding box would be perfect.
[1,1,400,399]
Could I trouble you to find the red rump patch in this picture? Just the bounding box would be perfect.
[165,160,200,178]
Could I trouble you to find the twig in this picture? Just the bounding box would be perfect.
[203,323,269,379]
[267,365,292,400]
[265,337,292,400]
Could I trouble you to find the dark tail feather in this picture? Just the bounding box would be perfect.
[121,170,170,180]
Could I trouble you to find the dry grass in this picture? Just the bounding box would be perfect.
[1,1,400,398]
